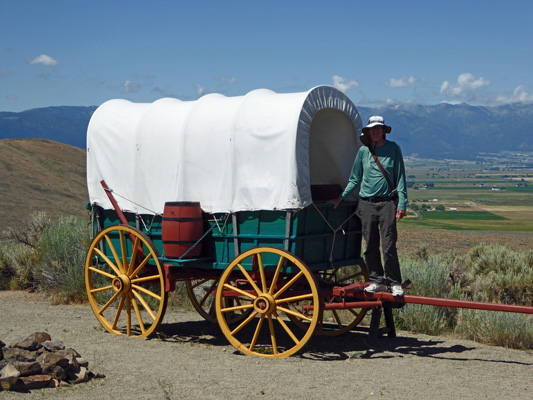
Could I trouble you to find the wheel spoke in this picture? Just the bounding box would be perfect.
[93,248,121,277]
[230,311,259,336]
[104,233,124,273]
[331,310,343,329]
[278,305,313,322]
[257,254,267,293]
[323,267,341,283]
[131,275,160,284]
[119,230,127,273]
[131,295,146,335]
[89,285,113,294]
[190,278,210,290]
[88,265,117,280]
[132,284,161,301]
[222,282,257,300]
[274,312,299,345]
[132,289,157,320]
[249,314,265,352]
[126,295,132,336]
[276,293,314,304]
[267,315,278,354]
[220,303,254,313]
[273,270,304,299]
[196,286,213,308]
[196,280,217,307]
[128,236,140,275]
[112,294,126,330]
[99,290,121,315]
[347,308,360,317]
[130,252,154,278]
[268,256,284,295]
[236,263,262,294]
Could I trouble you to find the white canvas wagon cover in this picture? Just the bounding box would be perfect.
[87,85,362,215]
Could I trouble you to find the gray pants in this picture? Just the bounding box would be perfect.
[356,199,402,285]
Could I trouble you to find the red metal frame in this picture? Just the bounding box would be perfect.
[309,281,533,315]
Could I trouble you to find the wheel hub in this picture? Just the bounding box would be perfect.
[112,274,131,293]
[253,294,276,315]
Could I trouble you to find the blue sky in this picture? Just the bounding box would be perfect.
[1,0,532,112]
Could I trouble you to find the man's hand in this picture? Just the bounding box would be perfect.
[331,197,343,209]
[396,209,406,221]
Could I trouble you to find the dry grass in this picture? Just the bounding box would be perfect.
[397,227,532,257]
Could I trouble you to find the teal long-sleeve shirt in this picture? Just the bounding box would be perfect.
[341,140,408,211]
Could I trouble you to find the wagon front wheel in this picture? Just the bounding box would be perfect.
[186,278,252,324]
[215,247,320,358]
[85,225,168,337]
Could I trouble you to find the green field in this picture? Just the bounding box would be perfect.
[402,154,533,232]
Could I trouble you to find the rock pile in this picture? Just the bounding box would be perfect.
[0,332,104,392]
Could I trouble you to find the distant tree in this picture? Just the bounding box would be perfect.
[436,204,445,211]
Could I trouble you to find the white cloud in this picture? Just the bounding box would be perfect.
[194,83,206,97]
[28,54,59,67]
[496,85,533,104]
[124,79,141,93]
[332,75,358,92]
[1,69,12,77]
[440,73,490,100]
[387,76,416,88]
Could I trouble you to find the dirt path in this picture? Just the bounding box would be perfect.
[1,291,531,400]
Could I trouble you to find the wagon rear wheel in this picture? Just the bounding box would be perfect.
[215,247,320,358]
[85,225,168,337]
[289,263,369,336]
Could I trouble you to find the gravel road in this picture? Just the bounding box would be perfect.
[1,290,531,400]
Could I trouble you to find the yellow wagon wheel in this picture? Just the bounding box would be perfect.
[85,224,168,338]
[215,247,320,358]
[288,263,369,336]
[186,278,252,324]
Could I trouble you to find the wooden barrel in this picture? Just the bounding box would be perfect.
[162,202,203,258]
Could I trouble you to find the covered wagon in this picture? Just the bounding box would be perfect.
[85,85,369,357]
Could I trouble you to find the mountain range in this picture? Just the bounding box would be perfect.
[1,102,532,160]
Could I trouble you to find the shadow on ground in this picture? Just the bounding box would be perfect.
[142,317,532,366]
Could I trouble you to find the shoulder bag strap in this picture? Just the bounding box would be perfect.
[371,153,397,194]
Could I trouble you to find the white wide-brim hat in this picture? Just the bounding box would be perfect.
[361,116,392,134]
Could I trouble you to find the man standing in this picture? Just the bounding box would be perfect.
[333,116,407,296]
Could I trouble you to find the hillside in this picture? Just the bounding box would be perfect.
[0,138,88,235]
